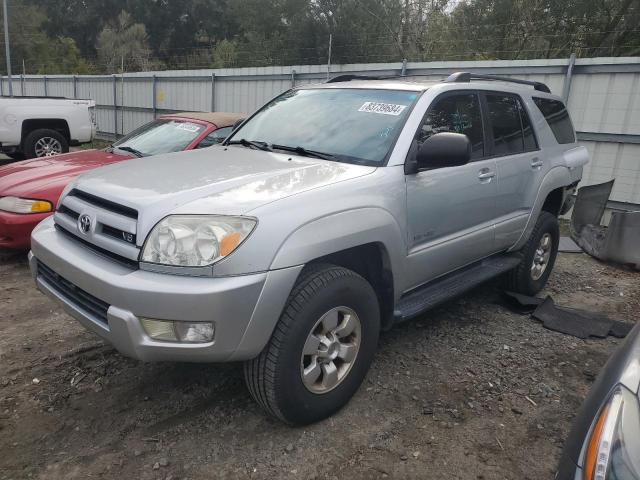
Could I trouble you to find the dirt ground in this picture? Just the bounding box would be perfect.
[1,250,638,480]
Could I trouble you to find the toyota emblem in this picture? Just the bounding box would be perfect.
[78,214,92,234]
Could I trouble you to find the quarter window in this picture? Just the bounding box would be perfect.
[533,97,575,144]
[417,93,484,159]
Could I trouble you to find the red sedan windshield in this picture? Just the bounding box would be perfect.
[113,119,205,156]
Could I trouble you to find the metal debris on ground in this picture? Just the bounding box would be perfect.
[558,236,582,253]
[570,180,640,269]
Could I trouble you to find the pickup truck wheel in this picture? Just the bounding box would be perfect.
[244,264,380,425]
[23,129,69,158]
[505,211,559,296]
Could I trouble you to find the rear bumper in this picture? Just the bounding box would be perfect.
[29,217,302,362]
[0,211,51,249]
[73,123,96,144]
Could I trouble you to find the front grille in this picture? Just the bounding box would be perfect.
[54,188,140,267]
[37,261,109,325]
[57,204,79,220]
[55,224,139,270]
[102,224,137,245]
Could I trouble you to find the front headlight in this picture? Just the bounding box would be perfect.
[141,215,256,267]
[0,196,52,214]
[583,387,640,480]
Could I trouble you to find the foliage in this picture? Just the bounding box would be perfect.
[96,11,153,72]
[0,0,91,74]
[1,0,638,74]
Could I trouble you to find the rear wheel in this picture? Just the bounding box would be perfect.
[244,264,380,425]
[505,211,559,295]
[23,129,68,158]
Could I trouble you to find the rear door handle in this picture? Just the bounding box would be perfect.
[531,158,544,169]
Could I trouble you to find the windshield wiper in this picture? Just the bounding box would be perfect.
[115,145,145,157]
[271,144,336,161]
[227,139,272,152]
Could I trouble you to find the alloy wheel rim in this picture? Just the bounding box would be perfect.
[300,306,361,394]
[34,137,63,157]
[531,232,552,280]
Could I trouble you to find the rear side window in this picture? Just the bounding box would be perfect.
[533,98,575,144]
[417,93,484,159]
[486,94,524,156]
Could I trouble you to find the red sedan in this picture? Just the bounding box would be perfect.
[0,112,245,249]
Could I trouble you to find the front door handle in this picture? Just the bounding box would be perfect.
[478,169,496,182]
[531,158,544,169]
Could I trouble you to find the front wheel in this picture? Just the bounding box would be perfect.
[244,264,380,425]
[505,211,560,296]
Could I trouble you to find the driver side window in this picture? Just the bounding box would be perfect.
[197,126,234,148]
[417,93,485,159]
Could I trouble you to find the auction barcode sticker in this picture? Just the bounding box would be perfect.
[358,102,407,116]
[175,122,201,132]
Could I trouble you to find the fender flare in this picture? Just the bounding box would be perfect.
[270,207,406,297]
[510,166,572,251]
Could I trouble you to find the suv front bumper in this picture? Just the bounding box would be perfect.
[29,218,302,362]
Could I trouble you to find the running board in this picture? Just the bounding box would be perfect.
[393,254,522,323]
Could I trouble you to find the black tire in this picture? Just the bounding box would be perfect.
[23,129,69,159]
[505,211,560,296]
[244,264,380,425]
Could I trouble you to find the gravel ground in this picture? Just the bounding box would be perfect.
[1,250,638,480]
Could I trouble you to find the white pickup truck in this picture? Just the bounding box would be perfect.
[0,97,96,159]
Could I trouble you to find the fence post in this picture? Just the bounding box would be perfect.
[152,74,157,118]
[20,73,24,96]
[112,74,118,138]
[1,77,3,96]
[401,58,407,76]
[562,53,576,104]
[210,73,215,111]
[291,69,296,88]
[73,75,77,99]
[43,75,47,96]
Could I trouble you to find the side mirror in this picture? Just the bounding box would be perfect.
[416,132,471,170]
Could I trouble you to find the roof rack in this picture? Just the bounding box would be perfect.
[443,72,551,93]
[326,74,389,83]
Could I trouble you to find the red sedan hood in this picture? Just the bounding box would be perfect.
[0,149,130,202]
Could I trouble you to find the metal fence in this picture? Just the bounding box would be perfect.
[1,56,639,206]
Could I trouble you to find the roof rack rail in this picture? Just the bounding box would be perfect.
[326,74,390,83]
[443,72,551,93]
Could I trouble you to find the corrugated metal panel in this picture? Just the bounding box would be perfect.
[1,57,639,204]
[569,73,640,135]
[581,141,640,204]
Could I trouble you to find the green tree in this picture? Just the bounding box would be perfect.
[96,11,153,72]
[1,0,94,74]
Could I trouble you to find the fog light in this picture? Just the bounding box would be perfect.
[140,318,214,343]
[140,318,177,341]
[175,322,215,343]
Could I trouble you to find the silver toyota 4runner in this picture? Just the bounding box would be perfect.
[29,72,589,425]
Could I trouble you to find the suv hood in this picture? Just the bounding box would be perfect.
[69,145,375,229]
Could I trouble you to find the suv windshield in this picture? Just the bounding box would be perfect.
[113,119,205,156]
[228,88,419,165]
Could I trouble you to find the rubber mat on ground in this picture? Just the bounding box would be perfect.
[503,292,633,339]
